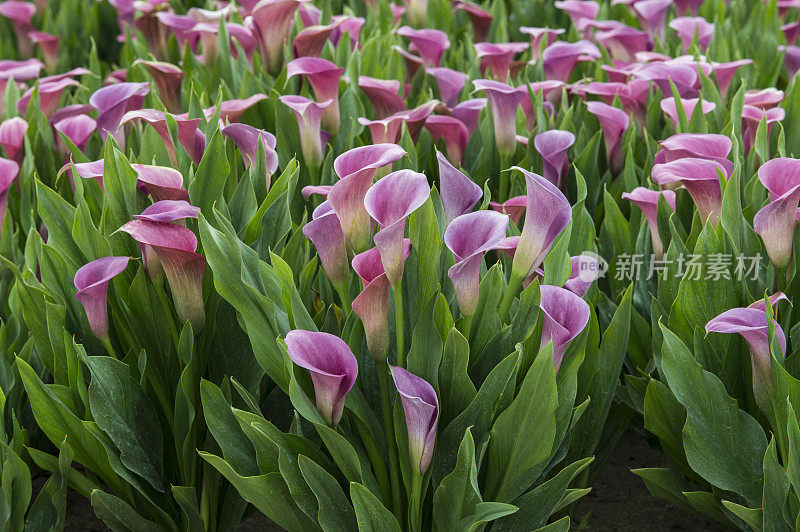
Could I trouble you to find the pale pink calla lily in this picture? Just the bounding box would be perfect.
[534,130,575,187]
[426,67,467,107]
[473,79,524,157]
[134,200,199,223]
[669,16,714,51]
[655,133,734,175]
[359,76,406,118]
[74,257,130,341]
[133,60,184,113]
[221,123,279,183]
[520,27,565,60]
[659,96,715,126]
[450,98,486,136]
[651,157,728,225]
[633,0,672,40]
[489,195,527,225]
[0,156,18,234]
[542,40,601,82]
[53,115,96,154]
[540,284,590,371]
[287,57,344,134]
[29,31,59,72]
[132,163,189,202]
[622,187,677,258]
[563,255,603,296]
[745,88,784,109]
[425,115,469,167]
[753,158,800,270]
[279,95,332,169]
[0,1,36,55]
[585,101,629,175]
[742,104,785,155]
[249,0,310,74]
[397,26,450,67]
[437,151,482,226]
[474,42,529,82]
[391,366,439,475]
[0,117,27,164]
[89,82,150,143]
[454,0,492,41]
[121,109,205,166]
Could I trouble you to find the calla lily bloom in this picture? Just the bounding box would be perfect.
[711,59,753,98]
[633,0,672,40]
[279,95,332,169]
[0,0,36,55]
[473,79,524,157]
[393,45,424,81]
[595,24,653,62]
[784,20,800,46]
[404,100,439,142]
[426,67,467,107]
[364,169,430,285]
[0,117,27,164]
[450,98,486,136]
[155,12,199,49]
[202,94,268,124]
[510,167,572,279]
[330,15,364,49]
[352,241,411,361]
[292,21,340,58]
[118,219,206,331]
[133,60,184,113]
[542,40,601,82]
[706,302,787,412]
[132,163,189,202]
[475,42,529,82]
[753,158,800,270]
[539,284,590,371]
[249,0,309,74]
[287,57,344,135]
[490,195,527,224]
[58,159,104,188]
[745,88,784,109]
[121,109,205,166]
[445,211,509,317]
[397,26,450,67]
[622,187,677,258]
[425,115,469,167]
[89,82,150,143]
[17,78,80,118]
[29,31,59,72]
[520,27,565,60]
[74,257,130,341]
[555,0,599,30]
[54,115,96,154]
[655,133,734,175]
[669,16,714,51]
[780,45,800,78]
[285,330,358,426]
[329,144,407,252]
[742,104,785,155]
[673,0,704,16]
[391,366,439,475]
[580,81,646,122]
[221,123,279,182]
[585,101,629,175]
[534,130,575,187]
[454,0,492,42]
[660,96,715,126]
[0,157,19,234]
[438,151,482,226]
[134,200,199,223]
[358,115,408,144]
[651,158,728,225]
[303,204,349,294]
[563,255,603,296]
[634,61,698,98]
[358,76,406,118]
[518,80,564,128]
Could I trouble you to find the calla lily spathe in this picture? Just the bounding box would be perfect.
[391,366,439,475]
[74,256,130,341]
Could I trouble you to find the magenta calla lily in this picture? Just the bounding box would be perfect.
[285,330,358,426]
[563,255,603,296]
[520,27,565,60]
[595,24,653,62]
[135,200,199,223]
[555,0,599,29]
[542,40,601,82]
[249,0,309,74]
[203,94,268,124]
[287,57,344,134]
[426,67,467,107]
[534,130,575,187]
[358,76,406,118]
[292,21,341,58]
[221,123,279,184]
[0,117,27,164]
[706,304,787,412]
[17,78,80,118]
[425,115,469,168]
[121,109,205,166]
[660,96,715,126]
[473,79,524,157]
[510,167,572,279]
[364,169,430,285]
[53,114,96,153]
[745,88,784,109]
[622,187,677,258]
[279,95,332,169]
[89,82,150,143]
[669,16,714,52]
[655,133,734,175]
[0,0,36,55]
[632,0,672,39]
[454,0,492,42]
[445,210,509,317]
[132,163,189,202]
[673,0,704,16]
[450,98,486,136]
[118,219,206,331]
[352,241,411,361]
[397,26,450,67]
[328,143,407,252]
[303,206,349,292]
[29,31,59,72]
[474,42,529,82]
[0,156,18,234]
[490,195,527,225]
[711,59,752,98]
[58,159,104,188]
[133,59,184,113]
[585,101,629,175]
[358,115,407,145]
[651,157,728,225]
[742,104,785,155]
[437,150,482,226]
[539,284,590,371]
[391,366,439,475]
[74,256,130,341]
[753,158,800,270]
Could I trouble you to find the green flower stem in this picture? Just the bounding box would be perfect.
[460,313,473,342]
[352,414,392,507]
[498,270,524,324]
[377,362,402,518]
[409,470,423,532]
[100,337,117,358]
[335,280,352,317]
[393,282,405,366]
[499,153,512,201]
[153,280,181,347]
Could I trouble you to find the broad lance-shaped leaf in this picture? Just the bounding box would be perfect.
[74,257,130,340]
[117,220,206,331]
[352,241,411,362]
[437,150,482,227]
[392,366,439,475]
[285,330,357,426]
[364,169,430,285]
[753,158,800,269]
[445,211,509,317]
[327,143,406,252]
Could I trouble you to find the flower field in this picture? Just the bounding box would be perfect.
[0,0,799,529]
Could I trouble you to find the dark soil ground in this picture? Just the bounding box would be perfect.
[61,430,727,531]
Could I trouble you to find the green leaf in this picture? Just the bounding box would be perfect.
[433,428,482,531]
[349,482,401,532]
[763,437,791,531]
[438,328,477,426]
[189,130,231,216]
[90,490,162,532]
[298,456,358,532]
[200,380,260,477]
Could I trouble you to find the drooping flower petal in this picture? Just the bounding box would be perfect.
[285,329,358,426]
[745,88,784,109]
[292,20,341,58]
[132,163,189,202]
[651,157,728,225]
[53,114,96,153]
[534,129,574,187]
[203,94,268,124]
[539,284,590,371]
[445,210,508,316]
[450,98,486,137]
[622,187,676,258]
[391,366,439,475]
[510,167,572,278]
[74,256,130,340]
[563,254,603,296]
[358,115,407,144]
[364,169,430,284]
[17,77,80,118]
